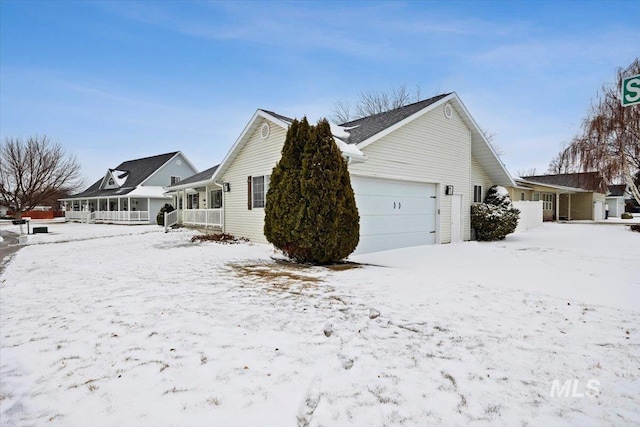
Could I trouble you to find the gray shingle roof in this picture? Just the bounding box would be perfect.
[260,110,294,124]
[167,164,219,188]
[607,184,627,197]
[338,93,451,145]
[70,152,179,198]
[522,172,608,193]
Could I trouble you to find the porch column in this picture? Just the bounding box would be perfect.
[555,192,560,222]
[118,198,121,211]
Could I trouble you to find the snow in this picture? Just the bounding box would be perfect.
[111,170,129,187]
[329,123,358,141]
[1,223,639,426]
[494,185,509,197]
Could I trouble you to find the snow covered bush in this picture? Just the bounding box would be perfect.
[621,212,633,219]
[471,185,519,241]
[156,203,175,226]
[264,117,359,264]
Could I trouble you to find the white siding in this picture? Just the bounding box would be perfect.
[349,103,472,243]
[220,119,287,242]
[144,153,198,187]
[471,157,493,202]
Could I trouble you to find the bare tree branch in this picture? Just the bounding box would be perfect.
[564,58,640,204]
[0,135,83,218]
[331,84,425,124]
[517,167,538,177]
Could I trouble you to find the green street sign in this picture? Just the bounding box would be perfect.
[622,73,640,107]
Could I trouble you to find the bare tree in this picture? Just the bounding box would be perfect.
[0,135,82,219]
[332,83,423,123]
[547,144,575,174]
[517,167,538,177]
[566,58,640,204]
[480,127,504,157]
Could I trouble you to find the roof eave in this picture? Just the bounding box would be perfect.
[211,110,290,183]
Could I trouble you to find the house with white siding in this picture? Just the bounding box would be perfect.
[169,92,515,254]
[62,151,198,224]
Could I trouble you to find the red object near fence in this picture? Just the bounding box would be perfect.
[7,210,58,219]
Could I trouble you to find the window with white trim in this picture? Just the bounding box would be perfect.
[210,190,222,209]
[473,185,483,203]
[520,192,525,201]
[252,175,270,208]
[533,192,540,202]
[171,176,181,185]
[187,193,199,209]
[542,193,554,210]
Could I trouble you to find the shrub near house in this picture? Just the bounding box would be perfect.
[472,185,520,241]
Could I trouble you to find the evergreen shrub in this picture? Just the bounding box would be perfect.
[471,185,519,241]
[264,118,359,264]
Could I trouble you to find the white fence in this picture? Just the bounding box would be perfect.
[513,201,543,232]
[164,209,179,232]
[181,209,223,228]
[65,210,150,223]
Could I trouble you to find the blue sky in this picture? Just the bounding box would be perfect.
[1,0,638,186]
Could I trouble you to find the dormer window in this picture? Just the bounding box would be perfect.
[108,178,115,186]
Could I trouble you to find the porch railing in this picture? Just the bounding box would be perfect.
[65,210,150,223]
[181,209,223,228]
[164,209,179,232]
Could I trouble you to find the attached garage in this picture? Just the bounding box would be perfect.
[351,176,437,254]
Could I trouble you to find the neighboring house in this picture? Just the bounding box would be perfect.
[164,165,222,228]
[170,92,514,254]
[509,172,608,221]
[606,184,630,217]
[61,152,197,224]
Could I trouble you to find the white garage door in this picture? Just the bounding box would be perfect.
[351,176,437,254]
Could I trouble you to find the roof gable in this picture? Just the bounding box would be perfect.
[68,151,182,199]
[340,92,514,187]
[339,93,451,146]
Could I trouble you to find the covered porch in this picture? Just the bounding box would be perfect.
[165,185,224,229]
[62,196,154,224]
[163,165,225,230]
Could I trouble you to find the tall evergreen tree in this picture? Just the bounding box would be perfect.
[264,118,359,264]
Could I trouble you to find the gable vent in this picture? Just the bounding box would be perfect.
[261,123,270,139]
[444,104,453,119]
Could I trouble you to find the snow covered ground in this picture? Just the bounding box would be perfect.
[0,223,638,426]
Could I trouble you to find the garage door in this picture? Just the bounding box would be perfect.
[351,176,437,254]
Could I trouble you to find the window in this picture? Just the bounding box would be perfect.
[473,185,483,203]
[108,177,115,186]
[171,176,181,185]
[533,192,540,202]
[520,192,525,201]
[252,175,270,208]
[542,193,554,210]
[210,190,222,209]
[187,193,199,209]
